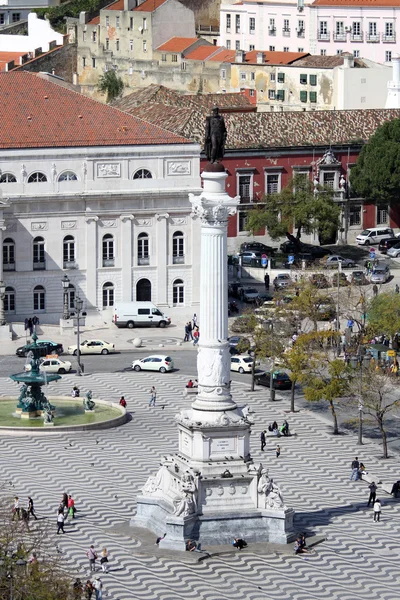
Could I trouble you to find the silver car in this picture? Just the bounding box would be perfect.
[387,242,400,258]
[370,265,391,283]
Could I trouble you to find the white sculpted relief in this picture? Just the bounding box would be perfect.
[101,219,117,228]
[136,219,152,226]
[61,221,77,230]
[167,161,191,176]
[97,163,121,178]
[171,217,187,225]
[142,465,172,497]
[257,465,286,510]
[31,222,47,231]
[173,472,198,517]
[197,347,230,387]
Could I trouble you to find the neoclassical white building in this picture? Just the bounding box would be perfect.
[0,71,201,324]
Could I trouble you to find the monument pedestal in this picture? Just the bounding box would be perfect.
[132,163,295,548]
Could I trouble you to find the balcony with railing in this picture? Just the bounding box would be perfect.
[366,33,380,42]
[383,33,396,42]
[173,255,185,265]
[317,32,330,41]
[282,28,290,37]
[333,32,346,41]
[297,29,305,38]
[3,262,15,271]
[138,256,150,266]
[33,260,46,270]
[102,258,115,267]
[198,24,220,34]
[351,32,363,42]
[268,27,276,36]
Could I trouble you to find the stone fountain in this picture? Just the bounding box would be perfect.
[10,331,60,419]
[132,107,295,550]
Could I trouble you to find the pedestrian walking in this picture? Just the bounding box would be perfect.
[373,284,378,297]
[119,396,127,408]
[193,327,199,346]
[100,548,109,573]
[187,321,193,341]
[28,318,33,336]
[67,494,76,520]
[260,430,266,452]
[27,496,38,520]
[57,509,65,534]
[87,546,98,573]
[85,580,94,600]
[264,272,270,290]
[350,456,360,480]
[192,313,197,329]
[62,492,68,511]
[183,323,189,342]
[373,499,382,522]
[149,386,156,407]
[276,444,281,458]
[92,577,103,600]
[12,496,20,521]
[367,482,377,507]
[73,578,83,600]
[20,508,30,532]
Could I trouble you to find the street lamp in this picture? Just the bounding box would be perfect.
[351,349,371,445]
[74,296,84,375]
[267,321,275,402]
[61,274,70,320]
[0,280,6,326]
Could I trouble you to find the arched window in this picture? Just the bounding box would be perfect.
[4,286,15,313]
[172,231,184,264]
[33,236,45,270]
[173,279,184,306]
[0,173,17,183]
[63,235,75,267]
[59,171,78,182]
[102,282,114,308]
[133,169,152,179]
[3,238,15,271]
[102,234,114,267]
[28,172,47,183]
[67,283,75,310]
[33,285,45,311]
[136,278,151,302]
[137,232,149,265]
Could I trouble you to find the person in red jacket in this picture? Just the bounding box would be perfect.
[119,396,127,408]
[67,495,76,520]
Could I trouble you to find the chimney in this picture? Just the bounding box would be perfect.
[385,53,400,109]
[342,52,354,69]
[256,52,265,64]
[124,0,138,10]
[79,11,89,25]
[73,72,79,86]
[235,49,245,63]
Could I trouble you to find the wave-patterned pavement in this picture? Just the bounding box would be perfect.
[0,372,399,600]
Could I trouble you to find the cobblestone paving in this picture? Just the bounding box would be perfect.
[1,373,399,600]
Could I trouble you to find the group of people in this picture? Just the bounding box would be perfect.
[183,314,200,345]
[12,495,37,530]
[186,379,198,388]
[57,493,76,534]
[24,316,40,336]
[73,575,104,600]
[350,457,383,522]
[294,534,314,555]
[260,420,290,448]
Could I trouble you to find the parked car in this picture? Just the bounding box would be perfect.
[240,287,260,303]
[254,371,292,390]
[370,265,391,284]
[67,339,115,355]
[240,242,276,255]
[323,255,356,268]
[356,227,394,246]
[132,355,174,373]
[228,282,242,298]
[238,251,262,266]
[310,274,330,288]
[273,273,292,291]
[16,340,63,358]
[25,357,72,374]
[304,245,332,258]
[280,240,303,254]
[387,242,400,258]
[351,271,369,285]
[378,237,400,254]
[230,354,255,373]
[331,272,350,286]
[228,336,251,355]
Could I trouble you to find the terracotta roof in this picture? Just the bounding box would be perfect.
[185,46,220,61]
[133,0,168,11]
[0,72,191,149]
[157,37,199,52]
[118,100,400,151]
[88,15,100,24]
[104,0,124,10]
[293,55,366,68]
[0,52,26,71]
[313,0,400,5]
[209,48,308,65]
[185,92,253,110]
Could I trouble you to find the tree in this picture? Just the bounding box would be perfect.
[296,331,352,434]
[350,118,400,204]
[348,369,400,459]
[97,70,124,103]
[279,342,310,412]
[246,174,340,246]
[366,291,400,339]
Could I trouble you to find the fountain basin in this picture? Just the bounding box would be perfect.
[0,397,127,434]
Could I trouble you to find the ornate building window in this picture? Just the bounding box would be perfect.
[33,237,45,270]
[63,236,76,267]
[133,169,152,179]
[59,171,78,181]
[102,234,114,267]
[0,173,17,183]
[3,238,15,271]
[4,286,15,312]
[137,233,149,265]
[102,282,114,308]
[33,285,45,311]
[172,231,184,264]
[173,279,184,305]
[28,172,47,183]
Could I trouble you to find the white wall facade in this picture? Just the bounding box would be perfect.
[220,0,400,64]
[0,143,202,324]
[0,13,63,52]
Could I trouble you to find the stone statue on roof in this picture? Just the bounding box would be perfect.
[204,106,227,164]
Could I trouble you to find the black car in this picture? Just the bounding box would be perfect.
[228,282,242,298]
[228,336,251,355]
[16,340,64,358]
[255,371,292,390]
[378,237,400,254]
[240,242,276,255]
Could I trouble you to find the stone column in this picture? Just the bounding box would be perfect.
[190,165,239,418]
[120,215,134,302]
[85,216,98,309]
[155,213,169,308]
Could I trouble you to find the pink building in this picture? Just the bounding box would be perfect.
[220,0,400,64]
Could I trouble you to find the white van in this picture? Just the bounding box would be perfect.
[113,302,171,328]
[356,227,394,246]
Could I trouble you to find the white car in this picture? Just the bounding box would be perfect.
[132,355,174,373]
[387,243,400,258]
[230,354,256,374]
[67,339,115,355]
[25,357,72,374]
